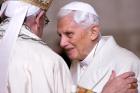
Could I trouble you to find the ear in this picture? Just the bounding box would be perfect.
[35,10,45,27]
[89,25,100,40]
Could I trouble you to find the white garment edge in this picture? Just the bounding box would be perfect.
[0,4,29,93]
[0,1,8,16]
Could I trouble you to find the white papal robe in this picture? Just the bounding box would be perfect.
[0,19,73,93]
[70,36,140,93]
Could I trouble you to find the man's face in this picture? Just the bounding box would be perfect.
[57,15,94,61]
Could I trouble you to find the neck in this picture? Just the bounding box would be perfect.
[24,21,43,38]
[80,36,100,61]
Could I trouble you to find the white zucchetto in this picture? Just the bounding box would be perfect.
[61,1,98,16]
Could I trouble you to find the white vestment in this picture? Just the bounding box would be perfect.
[70,36,140,93]
[0,20,73,93]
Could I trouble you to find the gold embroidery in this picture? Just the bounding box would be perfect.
[21,0,53,10]
[77,86,94,93]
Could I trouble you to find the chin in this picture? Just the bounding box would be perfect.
[66,50,78,60]
[68,54,78,61]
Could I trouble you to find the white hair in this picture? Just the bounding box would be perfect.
[57,1,99,28]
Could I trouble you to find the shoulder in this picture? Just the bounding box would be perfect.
[16,39,66,64]
[111,47,140,74]
[114,47,140,63]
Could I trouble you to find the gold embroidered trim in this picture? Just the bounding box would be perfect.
[21,0,53,10]
[77,86,94,93]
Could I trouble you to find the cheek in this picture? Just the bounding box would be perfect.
[72,38,85,51]
[73,37,89,55]
[70,36,81,45]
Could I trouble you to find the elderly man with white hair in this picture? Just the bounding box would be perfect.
[0,0,73,93]
[57,1,140,93]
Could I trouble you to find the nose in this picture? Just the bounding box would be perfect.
[60,35,69,48]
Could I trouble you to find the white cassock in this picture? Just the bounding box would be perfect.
[0,20,73,93]
[70,36,140,93]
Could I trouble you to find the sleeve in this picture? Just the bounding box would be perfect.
[53,57,73,93]
[115,57,140,93]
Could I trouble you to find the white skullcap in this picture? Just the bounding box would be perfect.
[0,1,40,92]
[61,1,98,16]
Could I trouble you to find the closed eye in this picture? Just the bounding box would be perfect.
[65,32,73,38]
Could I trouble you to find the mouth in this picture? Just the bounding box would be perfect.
[65,48,74,54]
